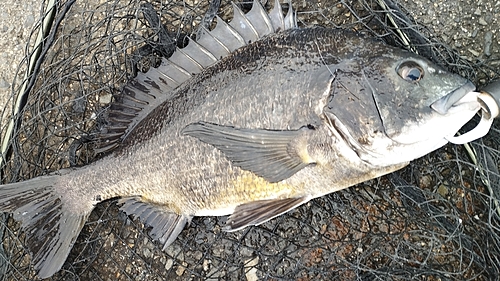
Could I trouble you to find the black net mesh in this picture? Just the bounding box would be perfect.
[0,0,499,280]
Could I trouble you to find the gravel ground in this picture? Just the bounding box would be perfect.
[401,0,500,83]
[1,0,498,113]
[0,0,40,119]
[0,0,499,280]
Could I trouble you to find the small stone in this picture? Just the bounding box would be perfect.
[175,262,187,276]
[478,17,488,25]
[164,259,173,270]
[99,93,112,104]
[468,48,480,57]
[203,259,210,271]
[239,247,254,257]
[473,8,481,16]
[193,251,203,260]
[484,31,493,56]
[143,247,151,258]
[484,13,493,24]
[24,15,34,28]
[244,257,259,281]
[165,243,183,261]
[437,184,448,197]
[0,77,9,89]
[419,175,432,188]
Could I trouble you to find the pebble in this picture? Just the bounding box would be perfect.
[24,15,34,28]
[143,248,151,258]
[175,262,187,276]
[468,48,480,57]
[203,259,210,271]
[244,257,259,281]
[164,259,173,270]
[165,243,184,261]
[0,78,9,89]
[471,29,478,38]
[437,184,449,197]
[484,13,493,24]
[99,93,112,104]
[484,31,493,56]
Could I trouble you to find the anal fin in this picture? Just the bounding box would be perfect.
[119,197,192,250]
[225,196,310,231]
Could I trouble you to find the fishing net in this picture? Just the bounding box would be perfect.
[1,0,499,280]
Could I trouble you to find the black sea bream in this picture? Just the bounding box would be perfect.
[0,0,492,278]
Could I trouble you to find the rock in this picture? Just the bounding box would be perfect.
[484,31,493,56]
[0,77,9,89]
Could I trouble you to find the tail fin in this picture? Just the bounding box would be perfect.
[0,174,92,278]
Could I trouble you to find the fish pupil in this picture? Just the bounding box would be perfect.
[397,61,424,82]
[406,68,421,81]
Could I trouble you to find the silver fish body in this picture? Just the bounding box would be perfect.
[0,0,487,278]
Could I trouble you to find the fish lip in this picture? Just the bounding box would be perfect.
[430,81,476,114]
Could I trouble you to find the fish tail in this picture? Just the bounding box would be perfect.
[0,174,93,278]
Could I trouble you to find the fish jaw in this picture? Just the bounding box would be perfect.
[430,81,476,114]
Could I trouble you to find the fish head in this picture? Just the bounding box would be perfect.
[323,48,481,166]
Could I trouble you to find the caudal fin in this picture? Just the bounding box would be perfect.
[0,174,92,278]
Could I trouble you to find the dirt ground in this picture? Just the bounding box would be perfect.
[1,0,499,280]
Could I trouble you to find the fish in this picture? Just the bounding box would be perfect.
[0,0,492,278]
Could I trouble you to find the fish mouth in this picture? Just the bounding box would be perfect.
[444,89,499,144]
[430,81,476,115]
[430,80,499,144]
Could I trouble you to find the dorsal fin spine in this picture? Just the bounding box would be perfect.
[284,0,296,29]
[109,110,136,118]
[123,94,149,106]
[99,1,297,154]
[148,67,177,88]
[167,47,201,75]
[245,0,275,36]
[155,62,186,88]
[196,26,231,58]
[269,0,285,31]
[175,47,204,72]
[99,132,124,138]
[230,2,259,43]
[165,58,192,78]
[182,38,217,67]
[211,16,247,51]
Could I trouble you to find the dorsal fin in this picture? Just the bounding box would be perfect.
[96,0,297,154]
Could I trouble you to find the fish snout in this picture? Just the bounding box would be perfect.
[430,81,476,115]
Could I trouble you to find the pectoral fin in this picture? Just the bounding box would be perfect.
[182,122,315,182]
[119,197,192,250]
[225,196,310,231]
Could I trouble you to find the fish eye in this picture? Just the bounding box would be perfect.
[397,61,424,82]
